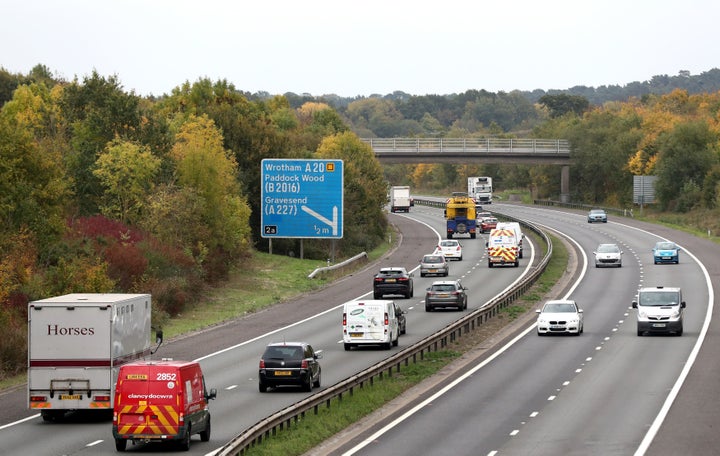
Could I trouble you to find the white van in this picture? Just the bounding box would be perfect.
[632,286,685,336]
[496,222,525,258]
[343,300,399,350]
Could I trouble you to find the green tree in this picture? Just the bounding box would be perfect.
[170,115,252,259]
[538,94,590,118]
[0,88,70,254]
[654,121,719,211]
[93,139,161,224]
[315,132,388,254]
[60,71,142,214]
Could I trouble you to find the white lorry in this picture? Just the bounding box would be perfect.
[467,177,493,205]
[27,293,162,421]
[389,186,411,212]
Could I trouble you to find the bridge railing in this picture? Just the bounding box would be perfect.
[362,138,570,155]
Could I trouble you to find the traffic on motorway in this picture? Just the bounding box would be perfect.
[1,202,714,456]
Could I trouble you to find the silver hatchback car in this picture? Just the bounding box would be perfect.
[420,254,449,277]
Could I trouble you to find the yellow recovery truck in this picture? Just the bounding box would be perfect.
[445,192,477,239]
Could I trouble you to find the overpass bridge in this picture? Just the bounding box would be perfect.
[362,137,572,201]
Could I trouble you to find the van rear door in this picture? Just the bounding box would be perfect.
[115,367,180,437]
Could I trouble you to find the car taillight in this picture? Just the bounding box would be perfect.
[259,359,265,368]
[384,312,389,325]
[456,246,461,251]
[398,277,408,282]
[94,395,111,401]
[342,313,346,326]
[29,395,47,402]
[374,277,383,282]
[301,360,308,369]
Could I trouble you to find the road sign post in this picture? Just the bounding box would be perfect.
[261,159,344,240]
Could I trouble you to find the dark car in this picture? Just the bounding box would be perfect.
[425,280,468,311]
[394,302,407,335]
[373,267,414,299]
[587,209,608,223]
[258,342,322,392]
[420,254,449,277]
[653,241,680,264]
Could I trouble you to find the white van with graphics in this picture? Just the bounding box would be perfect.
[495,222,525,258]
[343,300,399,350]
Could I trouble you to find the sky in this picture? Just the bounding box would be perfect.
[3,0,720,98]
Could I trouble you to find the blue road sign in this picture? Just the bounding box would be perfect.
[261,159,344,238]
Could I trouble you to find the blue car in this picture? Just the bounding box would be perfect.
[653,241,680,264]
[587,209,607,223]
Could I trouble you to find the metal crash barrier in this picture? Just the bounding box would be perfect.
[217,214,552,456]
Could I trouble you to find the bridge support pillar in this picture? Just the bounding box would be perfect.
[560,165,570,203]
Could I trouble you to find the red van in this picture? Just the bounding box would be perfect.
[112,360,217,451]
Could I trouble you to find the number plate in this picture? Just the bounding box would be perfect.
[350,332,363,337]
[60,394,82,400]
[550,325,564,329]
[273,371,292,376]
[385,278,396,283]
[652,323,667,328]
[429,269,437,272]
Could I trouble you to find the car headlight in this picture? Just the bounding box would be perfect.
[638,310,648,318]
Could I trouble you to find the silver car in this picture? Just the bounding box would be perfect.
[420,254,449,277]
[593,243,622,268]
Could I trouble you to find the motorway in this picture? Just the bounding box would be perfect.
[0,207,530,455]
[0,203,717,455]
[322,204,717,456]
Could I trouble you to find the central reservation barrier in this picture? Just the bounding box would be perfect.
[217,204,552,455]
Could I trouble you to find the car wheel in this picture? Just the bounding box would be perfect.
[618,263,622,268]
[303,378,313,392]
[637,328,643,336]
[444,270,449,276]
[676,325,683,337]
[115,439,127,452]
[259,381,267,393]
[179,427,191,451]
[344,343,351,351]
[200,416,211,442]
[488,261,493,268]
[384,341,392,350]
[420,272,426,277]
[392,334,399,346]
[425,304,431,312]
[401,323,406,335]
[313,370,321,388]
[595,263,599,268]
[373,292,381,299]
